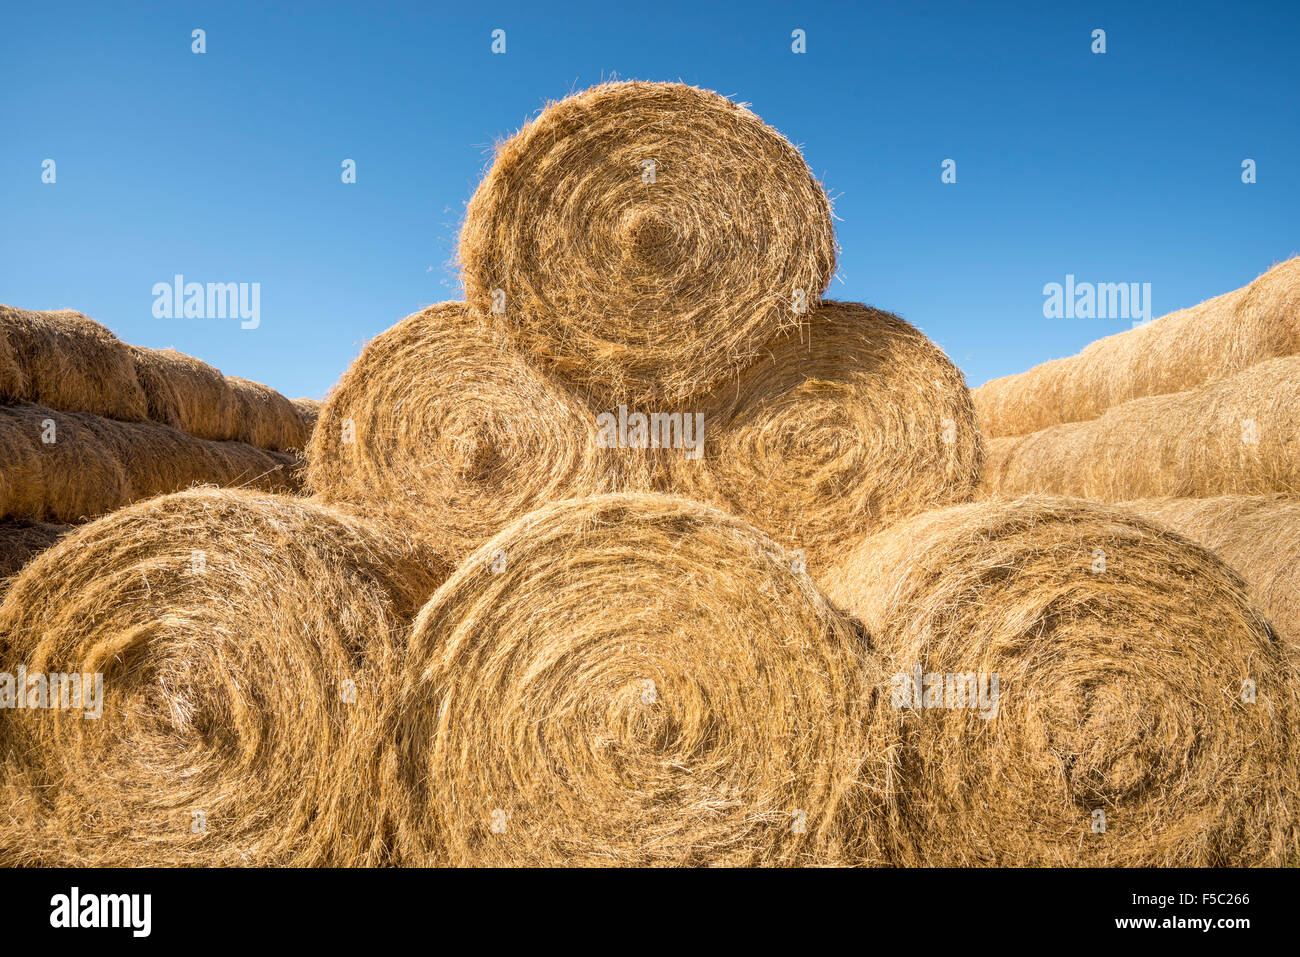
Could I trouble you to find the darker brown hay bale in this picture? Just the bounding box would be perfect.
[129,345,240,440]
[0,520,67,582]
[386,492,885,866]
[0,305,148,422]
[1,403,301,523]
[1123,495,1300,647]
[228,376,308,452]
[459,80,837,405]
[820,497,1298,866]
[306,302,614,561]
[666,302,983,572]
[0,488,450,867]
[981,356,1300,501]
[975,257,1300,437]
[0,326,22,401]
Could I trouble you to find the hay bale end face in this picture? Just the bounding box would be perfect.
[387,492,886,867]
[306,302,614,561]
[0,489,450,867]
[821,497,1297,866]
[667,302,983,571]
[459,81,837,405]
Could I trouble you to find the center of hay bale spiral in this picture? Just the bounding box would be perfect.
[618,207,690,273]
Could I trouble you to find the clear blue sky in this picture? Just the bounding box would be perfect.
[3,0,1297,399]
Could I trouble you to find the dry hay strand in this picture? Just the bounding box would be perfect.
[0,488,450,867]
[227,376,308,452]
[1122,495,1300,647]
[385,492,886,867]
[981,356,1300,501]
[292,397,322,440]
[0,520,68,582]
[306,302,617,561]
[129,345,240,440]
[0,305,148,422]
[975,257,1300,437]
[0,403,301,523]
[459,80,837,405]
[820,497,1298,866]
[665,302,983,572]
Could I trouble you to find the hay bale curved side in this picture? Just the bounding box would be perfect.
[0,324,23,401]
[820,497,1297,866]
[666,302,983,572]
[974,258,1300,437]
[386,492,886,867]
[0,488,450,867]
[306,302,614,561]
[0,520,68,583]
[291,397,322,443]
[459,81,837,405]
[228,376,308,452]
[1123,495,1300,646]
[981,356,1300,501]
[129,345,240,440]
[0,305,148,422]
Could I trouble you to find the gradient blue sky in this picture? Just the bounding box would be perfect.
[3,0,1297,399]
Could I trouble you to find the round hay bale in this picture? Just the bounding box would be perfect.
[459,81,837,405]
[291,397,323,442]
[0,519,68,582]
[1123,495,1300,647]
[975,257,1300,437]
[306,302,614,561]
[981,356,1300,500]
[129,345,240,440]
[0,323,23,401]
[820,497,1298,866]
[0,404,131,522]
[228,376,307,452]
[666,302,983,573]
[386,492,885,867]
[0,305,148,422]
[0,488,450,867]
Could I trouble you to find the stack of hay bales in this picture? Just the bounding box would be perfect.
[0,306,315,546]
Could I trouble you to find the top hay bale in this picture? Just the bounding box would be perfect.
[974,257,1300,437]
[0,305,148,422]
[459,81,837,405]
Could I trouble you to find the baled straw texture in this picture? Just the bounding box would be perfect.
[0,488,450,867]
[0,520,67,582]
[820,497,1298,866]
[981,356,1300,501]
[975,257,1300,437]
[307,302,615,561]
[129,345,240,441]
[0,403,300,523]
[0,305,148,421]
[292,397,322,440]
[386,492,885,867]
[1123,495,1300,646]
[459,80,837,405]
[666,302,983,572]
[228,376,308,452]
[0,325,21,400]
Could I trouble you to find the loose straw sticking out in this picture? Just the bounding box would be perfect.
[306,302,617,562]
[667,302,983,572]
[974,257,1300,438]
[0,305,148,422]
[0,520,67,582]
[0,403,300,523]
[820,497,1298,866]
[387,492,887,867]
[459,81,837,405]
[1122,495,1300,647]
[981,356,1300,501]
[0,488,450,867]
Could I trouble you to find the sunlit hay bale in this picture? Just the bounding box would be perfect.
[306,302,615,561]
[227,376,308,452]
[981,356,1300,501]
[820,497,1299,866]
[291,397,322,445]
[1123,495,1300,647]
[459,81,837,406]
[387,492,888,867]
[0,519,67,583]
[0,404,131,522]
[0,324,22,401]
[665,302,982,573]
[0,488,450,867]
[974,258,1300,437]
[0,305,149,422]
[129,345,241,441]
